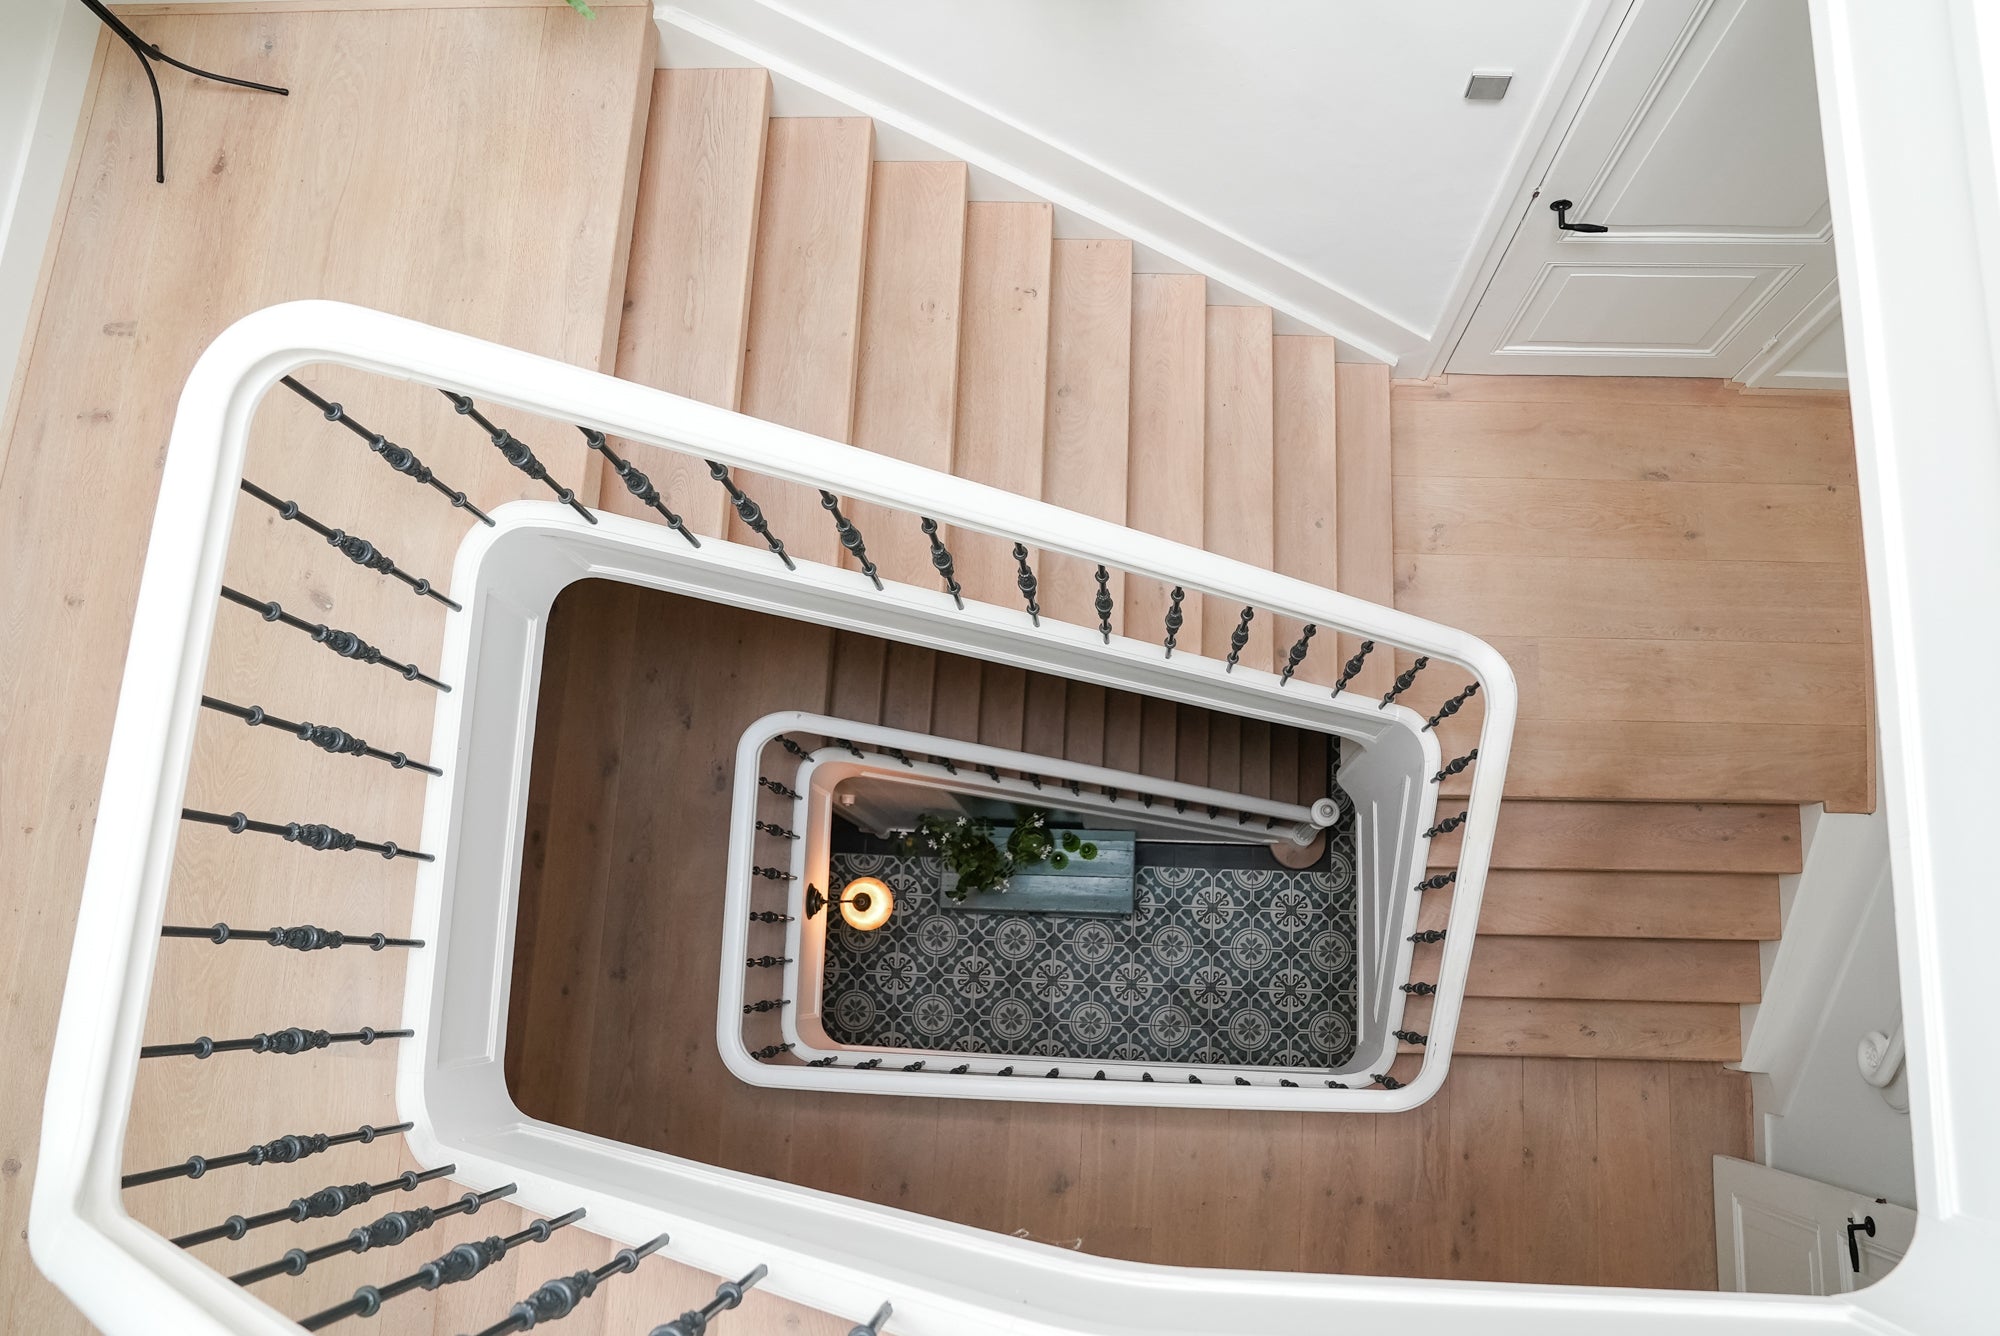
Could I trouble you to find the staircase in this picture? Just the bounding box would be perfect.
[575,65,1829,1067]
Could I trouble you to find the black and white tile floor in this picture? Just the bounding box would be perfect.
[821,820,1359,1069]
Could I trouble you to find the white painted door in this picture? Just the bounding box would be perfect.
[1448,0,1838,377]
[1714,1156,1917,1294]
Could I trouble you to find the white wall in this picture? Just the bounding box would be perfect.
[661,0,1616,366]
[1742,807,1916,1208]
[0,0,96,435]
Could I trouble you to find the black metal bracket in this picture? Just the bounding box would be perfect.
[77,0,290,184]
[1549,199,1609,234]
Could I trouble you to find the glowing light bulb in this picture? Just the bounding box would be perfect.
[840,876,894,931]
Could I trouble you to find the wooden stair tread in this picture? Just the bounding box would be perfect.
[1428,799,1801,874]
[1334,362,1394,697]
[951,202,1053,607]
[1417,869,1780,939]
[610,67,769,535]
[1271,335,1341,687]
[847,159,968,588]
[1125,274,1206,655]
[736,116,874,564]
[1409,998,1743,1061]
[1411,936,1761,1003]
[1201,305,1276,671]
[1038,239,1133,634]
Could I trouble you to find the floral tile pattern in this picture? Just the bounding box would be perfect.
[820,827,1359,1069]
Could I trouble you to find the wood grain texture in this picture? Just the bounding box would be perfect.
[1039,239,1132,632]
[1416,870,1781,939]
[1429,800,1802,874]
[1201,305,1275,670]
[1334,362,1394,696]
[735,116,874,563]
[1438,999,1743,1061]
[950,202,1052,606]
[1464,937,1763,1003]
[1124,274,1206,655]
[610,66,769,535]
[847,160,967,587]
[508,585,1755,1285]
[1272,335,1339,686]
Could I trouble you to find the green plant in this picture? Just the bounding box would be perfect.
[564,0,596,16]
[901,808,1098,900]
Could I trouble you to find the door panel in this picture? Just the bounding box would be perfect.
[1449,0,1836,376]
[1714,1156,1916,1295]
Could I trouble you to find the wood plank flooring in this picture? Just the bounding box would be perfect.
[506,580,1753,1288]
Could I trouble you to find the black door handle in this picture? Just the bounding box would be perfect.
[1846,1215,1876,1272]
[1549,199,1609,233]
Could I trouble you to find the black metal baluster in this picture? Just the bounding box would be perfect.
[200,695,443,776]
[649,1264,767,1336]
[1224,606,1255,671]
[279,377,493,526]
[745,955,792,968]
[755,820,798,840]
[819,491,883,590]
[831,736,865,759]
[930,754,959,775]
[1163,585,1185,657]
[239,481,461,610]
[1280,624,1316,685]
[1379,655,1429,709]
[848,1302,894,1336]
[181,808,432,862]
[742,998,790,1014]
[297,1207,587,1331]
[1094,565,1114,643]
[883,746,915,768]
[1422,810,1469,839]
[579,429,700,547]
[1409,928,1448,944]
[759,775,802,800]
[1401,981,1437,996]
[1413,871,1456,893]
[172,1165,455,1249]
[707,461,794,569]
[1424,681,1480,732]
[141,1024,413,1061]
[161,922,424,950]
[1394,1029,1428,1047]
[746,911,793,924]
[218,586,451,691]
[231,1184,515,1286]
[1432,748,1478,784]
[751,1042,793,1060]
[440,391,595,523]
[471,1235,669,1336]
[1331,638,1375,696]
[1374,1074,1406,1091]
[919,517,963,608]
[749,865,795,882]
[777,736,812,761]
[1012,543,1041,625]
[122,1121,412,1189]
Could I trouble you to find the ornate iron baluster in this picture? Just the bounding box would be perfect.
[745,955,792,968]
[1409,928,1447,944]
[200,695,442,776]
[1379,654,1429,709]
[161,922,424,950]
[579,428,699,547]
[930,754,959,775]
[1094,565,1114,642]
[296,1208,587,1331]
[141,1024,413,1061]
[819,490,883,590]
[1424,681,1480,732]
[218,586,451,691]
[749,865,795,882]
[1163,585,1185,657]
[1401,981,1437,996]
[1280,624,1316,685]
[745,910,793,924]
[1225,606,1254,671]
[742,998,790,1014]
[884,746,915,768]
[230,1184,514,1286]
[751,1043,793,1060]
[1374,1074,1406,1090]
[440,391,594,523]
[239,481,460,610]
[279,376,493,525]
[1413,871,1456,893]
[1331,639,1374,696]
[848,1302,895,1336]
[707,461,794,569]
[1432,747,1479,784]
[777,736,812,761]
[1012,542,1041,625]
[1394,1029,1428,1047]
[919,517,963,608]
[649,1264,767,1336]
[471,1236,669,1336]
[755,820,798,840]
[1422,810,1469,840]
[759,775,802,800]
[181,807,432,862]
[171,1165,454,1249]
[122,1121,411,1189]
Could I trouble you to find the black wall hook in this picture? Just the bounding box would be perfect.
[1549,199,1609,234]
